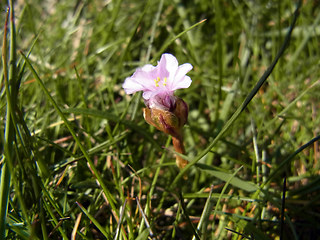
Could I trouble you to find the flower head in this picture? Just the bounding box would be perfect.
[123,53,192,169]
[122,53,192,111]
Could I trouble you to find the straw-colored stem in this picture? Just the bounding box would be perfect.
[172,136,188,169]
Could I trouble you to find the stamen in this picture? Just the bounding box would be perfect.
[163,77,167,86]
[154,77,161,87]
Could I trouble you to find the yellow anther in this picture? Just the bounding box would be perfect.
[163,77,167,86]
[154,77,161,87]
[154,79,159,87]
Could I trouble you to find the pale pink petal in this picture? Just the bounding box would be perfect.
[171,75,192,91]
[146,92,176,110]
[159,53,178,80]
[132,67,157,90]
[122,53,192,111]
[141,64,155,72]
[175,63,193,81]
[170,63,193,89]
[122,77,145,94]
[142,91,153,100]
[143,88,166,100]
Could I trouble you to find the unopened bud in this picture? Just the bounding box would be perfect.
[143,97,188,139]
[143,107,181,138]
[172,98,188,128]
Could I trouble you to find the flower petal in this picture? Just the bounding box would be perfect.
[142,91,153,100]
[122,53,193,111]
[170,63,193,90]
[176,63,193,79]
[123,64,158,94]
[171,75,192,91]
[122,77,145,94]
[159,53,178,81]
[146,91,176,111]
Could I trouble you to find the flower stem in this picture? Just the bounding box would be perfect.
[172,136,188,169]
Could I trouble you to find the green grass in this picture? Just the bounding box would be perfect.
[1,0,320,239]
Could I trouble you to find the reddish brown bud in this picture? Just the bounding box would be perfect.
[172,98,188,128]
[143,97,188,138]
[143,97,189,169]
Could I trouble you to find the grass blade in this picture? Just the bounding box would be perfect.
[192,185,215,240]
[197,163,258,192]
[20,52,119,216]
[76,202,112,239]
[170,0,302,188]
[0,9,11,240]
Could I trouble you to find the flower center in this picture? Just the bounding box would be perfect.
[154,77,167,87]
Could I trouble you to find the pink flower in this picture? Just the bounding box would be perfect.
[122,53,192,111]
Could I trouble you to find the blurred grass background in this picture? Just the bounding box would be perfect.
[1,0,320,239]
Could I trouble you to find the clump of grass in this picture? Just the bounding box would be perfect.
[1,0,320,239]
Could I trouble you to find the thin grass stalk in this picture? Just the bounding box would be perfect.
[5,216,30,240]
[20,53,119,217]
[8,3,49,231]
[179,193,201,240]
[114,199,127,240]
[284,212,299,240]
[264,134,320,189]
[1,5,33,237]
[71,213,82,240]
[0,9,11,240]
[136,198,154,238]
[9,0,17,93]
[107,0,154,147]
[191,185,214,240]
[211,167,243,233]
[263,78,320,130]
[288,7,320,65]
[74,67,92,141]
[39,199,48,240]
[148,137,171,200]
[171,202,182,239]
[62,107,162,151]
[39,182,65,217]
[0,162,10,240]
[111,0,152,117]
[243,131,320,237]
[114,171,134,238]
[280,175,286,240]
[42,199,68,239]
[104,0,123,43]
[76,202,112,240]
[7,4,49,237]
[129,0,164,122]
[251,119,260,184]
[213,0,223,124]
[153,19,207,62]
[170,0,302,188]
[138,137,171,234]
[145,0,164,63]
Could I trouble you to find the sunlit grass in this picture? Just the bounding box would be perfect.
[1,0,320,239]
